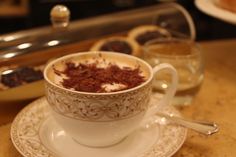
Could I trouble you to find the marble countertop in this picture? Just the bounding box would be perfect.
[0,39,236,157]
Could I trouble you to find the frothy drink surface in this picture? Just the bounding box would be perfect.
[53,58,147,93]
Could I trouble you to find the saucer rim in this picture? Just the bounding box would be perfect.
[11,97,53,157]
[11,96,187,157]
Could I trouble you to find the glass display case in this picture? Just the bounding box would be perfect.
[0,3,195,102]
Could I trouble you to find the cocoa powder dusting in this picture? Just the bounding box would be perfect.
[57,62,146,93]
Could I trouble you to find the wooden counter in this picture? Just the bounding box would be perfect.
[174,39,236,157]
[0,39,236,157]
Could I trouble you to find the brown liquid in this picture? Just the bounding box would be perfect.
[146,41,192,56]
[153,82,202,97]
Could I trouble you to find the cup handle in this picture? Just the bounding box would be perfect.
[142,63,178,126]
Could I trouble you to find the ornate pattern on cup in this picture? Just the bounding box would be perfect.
[45,81,152,122]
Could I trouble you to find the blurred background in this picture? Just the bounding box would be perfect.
[0,0,236,41]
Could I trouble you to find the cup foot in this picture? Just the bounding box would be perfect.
[152,93,193,106]
[71,136,128,148]
[172,95,193,106]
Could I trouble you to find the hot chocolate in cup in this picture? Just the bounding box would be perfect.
[44,51,178,147]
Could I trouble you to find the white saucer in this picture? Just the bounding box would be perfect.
[195,0,236,25]
[11,96,187,157]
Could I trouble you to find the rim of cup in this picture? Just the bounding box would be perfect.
[44,51,154,95]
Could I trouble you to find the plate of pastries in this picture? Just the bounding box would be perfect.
[195,0,236,24]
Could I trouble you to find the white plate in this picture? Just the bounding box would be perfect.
[195,0,236,24]
[11,96,187,157]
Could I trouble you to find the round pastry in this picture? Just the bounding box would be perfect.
[128,25,171,45]
[216,0,236,13]
[0,65,44,90]
[90,37,141,56]
[0,66,15,90]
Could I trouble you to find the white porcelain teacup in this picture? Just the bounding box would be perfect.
[44,51,178,147]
